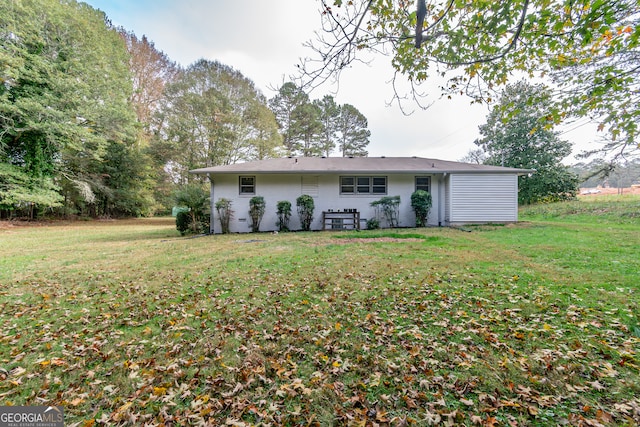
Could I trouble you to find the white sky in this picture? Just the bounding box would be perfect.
[84,0,599,162]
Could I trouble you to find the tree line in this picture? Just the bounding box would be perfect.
[572,159,640,190]
[0,0,371,219]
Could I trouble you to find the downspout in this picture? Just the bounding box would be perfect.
[439,172,447,226]
[209,174,215,234]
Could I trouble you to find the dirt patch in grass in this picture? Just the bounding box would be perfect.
[331,237,424,244]
[305,237,424,247]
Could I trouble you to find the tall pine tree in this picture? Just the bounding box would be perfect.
[338,104,370,157]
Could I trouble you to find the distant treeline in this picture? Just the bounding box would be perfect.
[0,0,370,219]
[572,159,640,189]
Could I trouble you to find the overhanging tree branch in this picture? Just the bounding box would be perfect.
[435,0,530,67]
[297,0,639,157]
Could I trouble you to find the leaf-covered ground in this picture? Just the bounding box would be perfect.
[1,203,639,426]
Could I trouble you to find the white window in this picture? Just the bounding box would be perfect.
[415,176,431,192]
[340,176,387,195]
[239,176,255,195]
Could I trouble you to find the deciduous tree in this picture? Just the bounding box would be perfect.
[459,148,487,165]
[476,81,579,204]
[119,30,178,137]
[242,101,283,160]
[0,163,62,218]
[157,60,278,184]
[300,0,640,155]
[0,0,142,217]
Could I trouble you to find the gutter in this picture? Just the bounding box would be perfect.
[208,174,215,234]
[191,169,535,176]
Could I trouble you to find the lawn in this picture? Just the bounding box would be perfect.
[1,198,639,426]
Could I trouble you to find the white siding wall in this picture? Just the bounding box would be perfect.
[210,173,440,233]
[448,174,518,224]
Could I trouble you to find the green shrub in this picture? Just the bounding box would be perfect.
[215,198,233,234]
[366,218,380,230]
[176,210,191,235]
[249,196,266,232]
[173,184,210,234]
[411,190,432,227]
[296,195,315,231]
[276,200,292,231]
[370,195,401,228]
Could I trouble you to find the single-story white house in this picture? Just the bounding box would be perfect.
[190,156,533,234]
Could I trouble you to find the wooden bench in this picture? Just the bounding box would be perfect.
[322,211,360,230]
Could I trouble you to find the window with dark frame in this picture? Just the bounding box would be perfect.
[340,176,355,194]
[372,177,387,194]
[356,177,370,193]
[415,176,431,192]
[239,176,255,195]
[340,176,387,195]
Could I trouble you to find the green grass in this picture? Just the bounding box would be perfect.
[521,194,640,224]
[1,200,639,426]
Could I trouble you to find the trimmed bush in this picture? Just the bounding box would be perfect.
[296,195,315,231]
[215,198,233,234]
[366,218,380,230]
[176,210,191,235]
[249,196,266,232]
[276,200,292,231]
[411,190,432,227]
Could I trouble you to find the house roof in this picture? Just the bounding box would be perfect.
[190,157,534,175]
